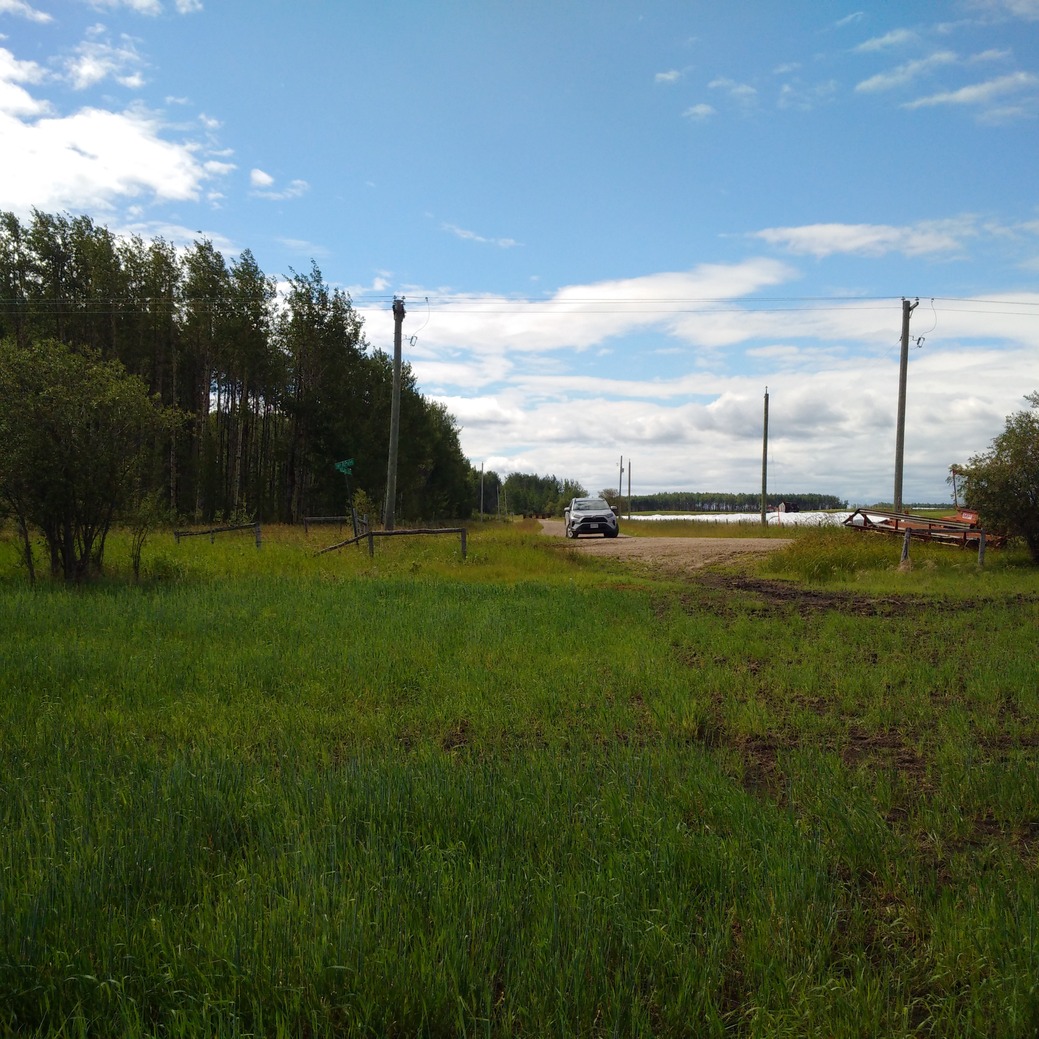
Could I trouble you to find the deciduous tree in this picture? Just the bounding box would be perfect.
[0,338,175,582]
[962,393,1039,562]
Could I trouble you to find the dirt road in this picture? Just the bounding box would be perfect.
[538,519,792,574]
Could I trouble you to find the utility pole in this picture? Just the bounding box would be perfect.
[618,455,624,499]
[627,459,631,519]
[760,387,769,527]
[384,297,406,530]
[893,297,919,513]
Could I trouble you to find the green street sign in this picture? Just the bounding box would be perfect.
[334,458,355,475]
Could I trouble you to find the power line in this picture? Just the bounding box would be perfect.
[4,293,1039,317]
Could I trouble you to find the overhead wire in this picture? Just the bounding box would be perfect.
[914,298,938,347]
[3,293,1039,317]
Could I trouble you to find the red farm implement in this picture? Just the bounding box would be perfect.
[842,508,1005,549]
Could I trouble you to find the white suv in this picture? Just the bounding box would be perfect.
[564,497,620,539]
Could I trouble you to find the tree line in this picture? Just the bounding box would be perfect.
[501,473,588,517]
[623,491,848,513]
[490,479,848,518]
[0,209,475,527]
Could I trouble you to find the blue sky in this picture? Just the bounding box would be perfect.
[2,0,1038,504]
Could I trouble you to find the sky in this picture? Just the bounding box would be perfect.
[2,0,1038,505]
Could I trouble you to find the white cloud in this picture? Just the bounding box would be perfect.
[432,303,1039,500]
[364,259,799,363]
[342,273,392,298]
[903,70,1039,109]
[1005,0,1039,15]
[833,12,865,29]
[359,268,1039,499]
[81,0,202,12]
[682,103,715,120]
[280,180,309,198]
[708,77,758,107]
[654,69,681,84]
[0,45,49,117]
[63,30,148,90]
[249,168,308,199]
[752,220,976,258]
[0,38,231,217]
[969,48,1012,62]
[443,223,519,249]
[202,158,234,176]
[977,103,1032,122]
[777,79,838,111]
[278,236,330,258]
[265,179,308,200]
[855,51,958,92]
[0,101,225,215]
[116,219,237,255]
[0,0,52,22]
[85,0,164,13]
[968,0,1039,20]
[855,28,919,52]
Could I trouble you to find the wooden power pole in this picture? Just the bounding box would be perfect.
[893,297,919,513]
[760,387,769,527]
[384,297,406,530]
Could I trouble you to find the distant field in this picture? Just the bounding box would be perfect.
[625,510,847,524]
[2,521,1038,1037]
[622,514,813,539]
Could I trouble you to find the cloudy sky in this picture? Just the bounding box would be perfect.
[2,0,1038,504]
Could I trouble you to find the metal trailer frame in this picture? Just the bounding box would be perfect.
[842,508,1005,549]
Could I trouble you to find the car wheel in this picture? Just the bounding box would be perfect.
[605,528,619,538]
[566,525,576,539]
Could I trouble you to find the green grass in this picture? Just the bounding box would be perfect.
[624,516,794,539]
[1,520,1038,1037]
[760,523,1037,593]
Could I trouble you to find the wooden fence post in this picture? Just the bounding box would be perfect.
[978,531,986,568]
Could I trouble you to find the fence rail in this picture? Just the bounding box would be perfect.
[173,523,262,549]
[304,513,371,537]
[317,526,467,559]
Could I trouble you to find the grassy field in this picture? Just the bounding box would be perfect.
[623,517,795,539]
[1,519,1038,1037]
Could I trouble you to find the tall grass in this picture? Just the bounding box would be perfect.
[759,523,1037,592]
[624,517,793,539]
[2,520,1038,1036]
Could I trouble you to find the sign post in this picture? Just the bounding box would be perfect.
[335,459,357,536]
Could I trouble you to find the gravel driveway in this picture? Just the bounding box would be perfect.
[538,518,792,573]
